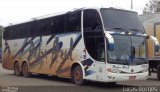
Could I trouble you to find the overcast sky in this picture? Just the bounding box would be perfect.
[0,0,150,26]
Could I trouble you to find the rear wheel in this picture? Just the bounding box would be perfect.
[22,62,31,77]
[73,65,85,85]
[157,65,160,81]
[14,62,21,76]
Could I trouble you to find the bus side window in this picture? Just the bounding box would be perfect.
[83,10,102,31]
[28,21,40,37]
[66,11,81,32]
[4,27,12,40]
[51,15,65,34]
[83,9,105,62]
[16,23,28,39]
[39,18,52,36]
[12,25,22,39]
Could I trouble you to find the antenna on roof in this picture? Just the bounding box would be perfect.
[131,0,133,10]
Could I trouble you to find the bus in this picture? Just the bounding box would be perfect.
[139,13,160,80]
[2,7,159,85]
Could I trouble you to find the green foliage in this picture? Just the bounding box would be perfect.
[0,26,3,48]
[143,0,160,14]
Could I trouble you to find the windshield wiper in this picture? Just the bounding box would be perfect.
[132,58,147,64]
[112,28,144,33]
[112,27,128,32]
[128,29,143,33]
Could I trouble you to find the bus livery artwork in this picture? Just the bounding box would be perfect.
[3,7,159,85]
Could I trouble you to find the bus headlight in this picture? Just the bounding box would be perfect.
[112,69,122,73]
[107,68,122,73]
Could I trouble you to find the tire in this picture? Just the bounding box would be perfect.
[73,65,85,85]
[14,62,22,76]
[157,65,160,81]
[22,62,31,77]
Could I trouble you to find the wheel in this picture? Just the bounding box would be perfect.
[14,62,22,76]
[22,62,31,77]
[157,65,160,81]
[73,65,85,85]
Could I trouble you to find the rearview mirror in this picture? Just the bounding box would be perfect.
[104,32,115,51]
[150,36,159,52]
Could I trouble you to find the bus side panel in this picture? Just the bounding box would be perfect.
[144,23,154,59]
[2,33,84,78]
[2,40,15,70]
[2,38,31,70]
[31,36,54,74]
[49,34,82,77]
[156,24,160,57]
[2,52,14,70]
[28,33,83,78]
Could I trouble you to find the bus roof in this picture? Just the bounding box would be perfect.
[5,7,136,27]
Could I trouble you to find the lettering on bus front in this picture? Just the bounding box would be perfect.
[112,65,129,69]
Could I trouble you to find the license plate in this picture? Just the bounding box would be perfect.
[129,76,136,80]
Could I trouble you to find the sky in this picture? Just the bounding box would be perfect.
[0,0,150,26]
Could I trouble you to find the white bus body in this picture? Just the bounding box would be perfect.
[3,7,159,85]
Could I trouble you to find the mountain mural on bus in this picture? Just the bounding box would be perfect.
[3,32,95,77]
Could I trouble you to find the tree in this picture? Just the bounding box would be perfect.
[0,26,3,48]
[143,0,160,14]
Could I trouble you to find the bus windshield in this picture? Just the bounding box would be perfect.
[108,35,147,65]
[100,8,144,33]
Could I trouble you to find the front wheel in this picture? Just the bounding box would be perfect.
[73,66,85,85]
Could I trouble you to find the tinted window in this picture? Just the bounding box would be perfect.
[16,23,28,38]
[83,9,104,62]
[83,10,102,32]
[39,18,51,35]
[66,11,81,32]
[4,23,29,40]
[101,9,144,32]
[51,15,65,34]
[28,20,39,37]
[3,27,12,40]
[3,12,80,40]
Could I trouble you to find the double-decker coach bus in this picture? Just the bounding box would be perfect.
[2,7,159,85]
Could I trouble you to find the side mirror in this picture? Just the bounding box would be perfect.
[104,32,114,51]
[149,36,159,53]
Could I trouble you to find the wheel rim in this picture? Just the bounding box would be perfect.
[14,63,19,75]
[74,67,82,83]
[23,63,28,76]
